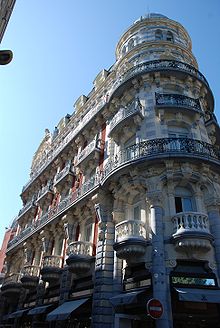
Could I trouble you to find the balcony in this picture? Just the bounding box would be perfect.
[108,100,144,139]
[36,182,54,206]
[1,273,22,301]
[40,255,63,283]
[17,198,37,220]
[66,241,94,274]
[20,265,40,289]
[22,59,211,195]
[172,212,213,252]
[7,139,220,253]
[155,93,202,114]
[114,220,148,260]
[76,139,101,168]
[54,161,75,190]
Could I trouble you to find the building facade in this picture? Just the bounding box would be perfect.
[0,0,15,43]
[0,13,220,328]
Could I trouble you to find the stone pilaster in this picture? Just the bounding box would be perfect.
[148,191,173,328]
[92,200,115,328]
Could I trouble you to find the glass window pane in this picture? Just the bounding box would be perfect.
[133,206,140,220]
[183,197,193,211]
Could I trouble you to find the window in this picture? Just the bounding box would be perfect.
[133,205,141,220]
[122,46,126,56]
[85,219,93,242]
[166,31,174,42]
[174,187,194,213]
[127,39,134,51]
[155,29,163,40]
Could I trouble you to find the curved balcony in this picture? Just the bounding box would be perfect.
[155,93,202,114]
[20,265,40,289]
[54,161,75,191]
[108,100,144,140]
[7,139,220,253]
[114,220,148,260]
[40,255,63,283]
[17,198,37,220]
[76,139,101,168]
[66,241,95,274]
[172,212,213,252]
[36,182,54,207]
[1,273,22,301]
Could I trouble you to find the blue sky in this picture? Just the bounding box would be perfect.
[0,0,219,245]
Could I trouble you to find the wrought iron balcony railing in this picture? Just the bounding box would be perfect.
[76,139,101,166]
[68,241,93,257]
[17,198,36,219]
[22,59,210,193]
[54,161,74,185]
[115,220,147,243]
[155,93,202,112]
[109,100,143,135]
[172,212,210,235]
[36,182,54,202]
[8,138,220,251]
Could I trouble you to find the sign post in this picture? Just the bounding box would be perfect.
[147,298,163,319]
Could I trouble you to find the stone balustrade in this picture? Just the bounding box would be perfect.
[68,241,93,257]
[172,212,210,235]
[172,212,213,252]
[42,255,63,268]
[115,220,147,243]
[21,265,40,277]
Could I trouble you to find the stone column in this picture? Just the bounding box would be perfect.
[92,196,115,328]
[148,192,173,328]
[207,200,220,281]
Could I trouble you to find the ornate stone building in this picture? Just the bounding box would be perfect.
[0,13,220,328]
[0,0,15,43]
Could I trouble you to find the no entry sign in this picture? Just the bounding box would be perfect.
[147,298,163,319]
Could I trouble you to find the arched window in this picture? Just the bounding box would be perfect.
[155,29,163,40]
[174,187,195,213]
[166,31,174,42]
[128,39,134,51]
[122,46,126,56]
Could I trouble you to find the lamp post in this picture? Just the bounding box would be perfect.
[0,50,13,65]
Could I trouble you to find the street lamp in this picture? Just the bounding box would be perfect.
[0,50,13,65]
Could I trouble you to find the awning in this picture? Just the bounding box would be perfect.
[110,289,149,307]
[28,304,55,315]
[46,298,89,321]
[175,288,220,303]
[8,308,30,318]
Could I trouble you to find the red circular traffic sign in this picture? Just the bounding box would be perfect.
[147,298,163,319]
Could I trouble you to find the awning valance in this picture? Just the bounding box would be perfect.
[175,288,220,303]
[110,289,150,308]
[46,298,90,321]
[8,308,30,318]
[28,304,55,315]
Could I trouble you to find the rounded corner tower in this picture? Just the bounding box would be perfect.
[1,13,220,328]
